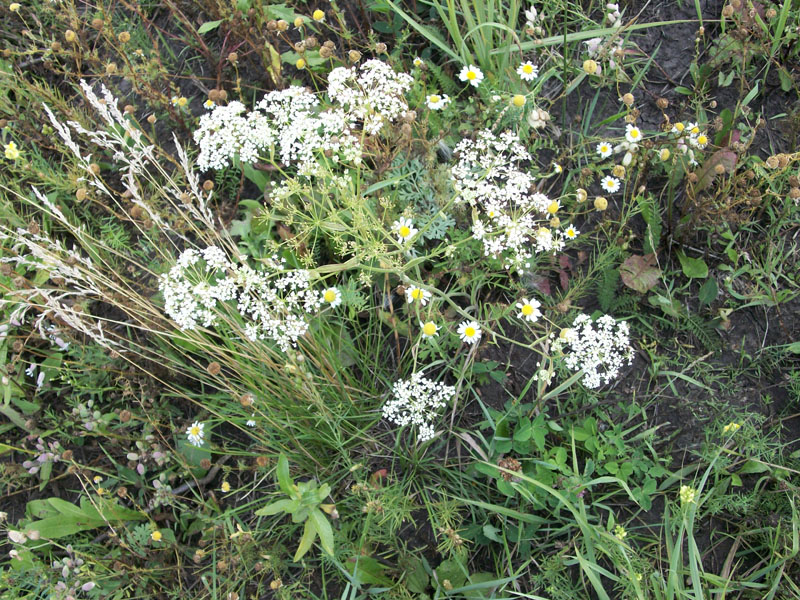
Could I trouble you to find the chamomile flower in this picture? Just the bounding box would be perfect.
[687,121,700,135]
[458,64,484,88]
[517,62,539,81]
[171,96,188,108]
[553,162,563,174]
[420,320,439,339]
[4,141,20,160]
[600,175,621,193]
[405,286,431,305]
[691,132,709,149]
[186,421,205,447]
[625,124,642,143]
[321,287,342,308]
[312,9,325,21]
[203,99,215,109]
[426,93,450,110]
[413,57,425,68]
[392,217,418,243]
[563,224,579,239]
[151,530,162,542]
[671,122,685,134]
[596,141,613,158]
[516,298,542,323]
[220,481,231,493]
[457,320,482,344]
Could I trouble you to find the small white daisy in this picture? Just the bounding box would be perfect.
[458,64,484,88]
[203,99,215,109]
[420,320,439,339]
[392,217,418,244]
[321,287,342,308]
[457,320,482,344]
[600,175,621,193]
[596,141,613,158]
[563,224,580,239]
[413,57,425,68]
[517,62,539,81]
[671,122,685,135]
[687,121,701,135]
[425,93,450,110]
[516,298,542,323]
[553,162,563,174]
[405,286,432,306]
[625,124,642,143]
[690,132,709,149]
[186,421,205,447]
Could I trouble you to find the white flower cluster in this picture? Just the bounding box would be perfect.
[561,314,633,388]
[451,129,568,273]
[194,60,412,172]
[159,246,321,352]
[327,59,414,135]
[193,87,361,174]
[382,372,455,441]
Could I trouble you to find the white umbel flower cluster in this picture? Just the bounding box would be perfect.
[193,87,361,174]
[159,246,321,352]
[561,314,633,388]
[451,130,569,273]
[194,60,412,172]
[327,59,414,135]
[382,372,455,441]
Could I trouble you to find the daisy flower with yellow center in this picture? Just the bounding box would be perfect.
[426,94,450,110]
[171,96,188,108]
[220,481,231,493]
[457,320,482,344]
[151,530,162,542]
[692,133,708,149]
[321,287,342,308]
[564,224,579,239]
[600,175,621,193]
[517,62,539,81]
[671,122,685,134]
[596,141,612,158]
[413,57,425,68]
[392,217,418,244]
[186,421,205,447]
[312,9,325,21]
[625,124,642,143]
[687,122,700,135]
[516,298,542,323]
[405,286,432,306]
[420,321,439,339]
[458,64,484,88]
[203,99,215,109]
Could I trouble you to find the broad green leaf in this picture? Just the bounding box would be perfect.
[276,454,293,496]
[293,517,317,561]
[698,277,718,306]
[676,250,708,279]
[309,509,334,556]
[197,20,223,34]
[256,498,298,517]
[346,555,394,586]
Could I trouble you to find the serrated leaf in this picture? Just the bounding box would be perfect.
[620,254,661,293]
[676,250,708,279]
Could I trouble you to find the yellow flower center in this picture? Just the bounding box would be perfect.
[464,326,476,337]
[422,322,437,336]
[547,201,559,214]
[296,58,306,69]
[323,290,337,303]
[466,70,477,80]
[411,288,423,299]
[190,426,200,437]
[512,94,525,107]
[399,225,411,238]
[630,129,640,139]
[601,144,609,153]
[151,531,162,541]
[697,134,707,145]
[313,9,325,20]
[691,126,700,134]
[522,64,534,74]
[521,304,534,316]
[675,123,685,132]
[429,95,440,103]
